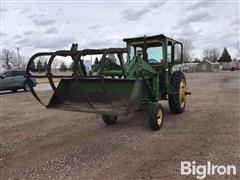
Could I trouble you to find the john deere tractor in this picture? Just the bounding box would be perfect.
[26,34,190,130]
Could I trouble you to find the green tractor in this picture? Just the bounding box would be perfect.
[26,34,190,130]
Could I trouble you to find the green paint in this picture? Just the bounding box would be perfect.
[48,34,183,114]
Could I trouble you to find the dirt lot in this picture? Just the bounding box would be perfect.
[0,71,239,179]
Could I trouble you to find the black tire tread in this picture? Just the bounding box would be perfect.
[168,70,186,114]
[149,102,164,130]
[102,115,117,125]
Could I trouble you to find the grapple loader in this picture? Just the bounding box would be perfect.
[26,34,191,130]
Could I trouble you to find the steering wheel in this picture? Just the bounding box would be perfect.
[148,59,159,64]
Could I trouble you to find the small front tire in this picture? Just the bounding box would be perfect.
[102,115,118,125]
[148,102,164,131]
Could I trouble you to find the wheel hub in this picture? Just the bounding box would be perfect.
[179,79,186,108]
[157,110,163,125]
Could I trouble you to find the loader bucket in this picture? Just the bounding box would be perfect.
[25,47,147,115]
[47,77,146,115]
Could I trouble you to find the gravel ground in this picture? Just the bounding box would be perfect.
[0,71,239,179]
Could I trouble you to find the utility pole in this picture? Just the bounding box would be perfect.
[16,47,20,68]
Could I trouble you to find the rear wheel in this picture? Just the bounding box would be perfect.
[102,115,118,125]
[148,102,164,130]
[168,71,186,114]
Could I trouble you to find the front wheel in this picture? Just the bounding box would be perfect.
[148,102,164,130]
[102,115,118,125]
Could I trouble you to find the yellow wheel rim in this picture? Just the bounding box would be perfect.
[157,110,163,125]
[179,79,186,108]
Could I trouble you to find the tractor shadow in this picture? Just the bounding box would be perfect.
[103,104,174,132]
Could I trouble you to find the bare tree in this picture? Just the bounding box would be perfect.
[202,48,220,62]
[40,57,48,71]
[178,38,194,63]
[0,48,29,69]
[236,48,240,60]
[52,59,59,70]
[211,48,220,62]
[18,55,28,69]
[59,61,68,71]
[0,48,17,69]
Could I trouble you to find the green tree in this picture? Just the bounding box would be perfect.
[218,47,232,63]
[92,57,99,69]
[107,54,117,63]
[43,61,48,71]
[94,57,99,65]
[59,62,67,71]
[36,60,43,72]
[30,61,36,72]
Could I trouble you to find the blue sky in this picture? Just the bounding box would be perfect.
[0,0,239,60]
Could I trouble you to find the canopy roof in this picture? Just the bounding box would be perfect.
[123,34,182,45]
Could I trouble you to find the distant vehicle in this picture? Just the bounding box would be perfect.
[221,62,238,71]
[0,69,37,92]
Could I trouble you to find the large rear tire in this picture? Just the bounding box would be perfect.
[102,115,118,125]
[168,70,186,114]
[148,102,164,130]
